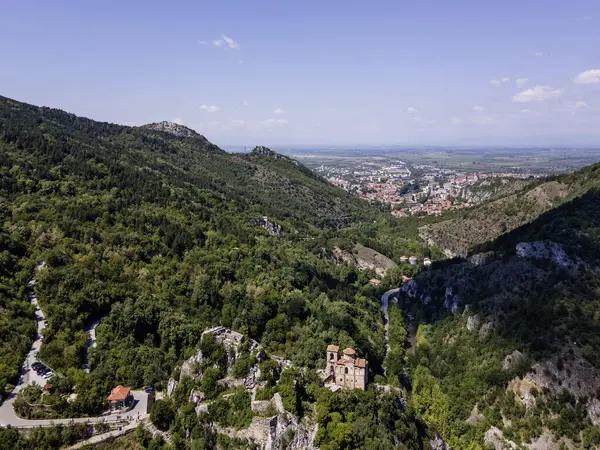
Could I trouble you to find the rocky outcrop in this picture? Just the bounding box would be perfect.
[251,146,286,160]
[484,426,517,450]
[502,350,525,371]
[167,378,178,398]
[468,251,496,266]
[257,216,283,237]
[429,433,451,450]
[180,326,260,381]
[507,376,539,409]
[529,349,600,399]
[332,244,397,277]
[142,121,199,138]
[516,241,576,269]
[466,314,481,332]
[217,412,318,450]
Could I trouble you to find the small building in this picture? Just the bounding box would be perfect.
[369,278,381,286]
[325,345,368,390]
[400,256,408,263]
[423,257,432,266]
[107,385,134,411]
[409,256,418,265]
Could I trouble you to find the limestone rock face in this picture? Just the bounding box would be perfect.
[502,350,525,371]
[332,243,397,277]
[167,378,178,397]
[429,433,451,450]
[484,426,517,450]
[143,121,199,138]
[468,251,496,266]
[516,241,576,269]
[466,314,481,332]
[180,326,260,381]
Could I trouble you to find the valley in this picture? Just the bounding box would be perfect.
[2,96,600,449]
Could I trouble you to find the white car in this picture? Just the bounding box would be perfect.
[43,372,53,379]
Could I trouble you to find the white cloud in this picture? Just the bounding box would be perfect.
[535,51,544,57]
[449,117,464,125]
[512,85,563,103]
[242,100,249,107]
[260,118,288,127]
[573,69,600,85]
[199,104,220,113]
[407,106,418,114]
[213,34,240,49]
[490,78,510,86]
[238,60,244,65]
[516,78,529,88]
[558,100,590,114]
[171,118,184,125]
[274,108,286,115]
[584,16,592,20]
[230,120,246,126]
[471,115,494,125]
[521,109,532,114]
[472,106,484,112]
[412,116,436,125]
[198,40,209,46]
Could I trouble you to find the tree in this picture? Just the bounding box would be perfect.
[151,399,175,431]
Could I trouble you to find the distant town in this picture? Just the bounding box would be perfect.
[312,159,545,216]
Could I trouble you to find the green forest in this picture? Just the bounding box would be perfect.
[4,95,600,449]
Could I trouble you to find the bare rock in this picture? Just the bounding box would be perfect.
[484,426,517,450]
[466,314,481,332]
[502,350,525,371]
[516,241,576,269]
[429,433,451,450]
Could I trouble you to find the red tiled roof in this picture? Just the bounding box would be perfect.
[356,358,367,368]
[343,348,356,356]
[327,344,339,352]
[108,385,131,402]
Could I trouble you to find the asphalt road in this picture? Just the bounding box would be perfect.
[0,263,148,428]
[82,314,108,372]
[0,390,148,427]
[381,288,400,371]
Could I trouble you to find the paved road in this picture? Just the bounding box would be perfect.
[381,288,400,372]
[82,314,108,372]
[18,264,49,392]
[0,263,148,428]
[0,390,148,427]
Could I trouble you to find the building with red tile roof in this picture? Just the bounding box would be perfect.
[325,344,368,390]
[107,385,133,411]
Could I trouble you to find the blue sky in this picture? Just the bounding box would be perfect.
[1,1,599,147]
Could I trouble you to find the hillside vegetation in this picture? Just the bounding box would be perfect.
[418,167,600,257]
[0,96,434,448]
[401,186,600,448]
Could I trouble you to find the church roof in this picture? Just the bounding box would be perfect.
[343,348,356,355]
[327,344,339,352]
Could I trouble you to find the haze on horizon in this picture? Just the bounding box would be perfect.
[1,0,599,148]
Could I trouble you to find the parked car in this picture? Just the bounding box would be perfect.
[145,387,154,393]
[43,372,53,379]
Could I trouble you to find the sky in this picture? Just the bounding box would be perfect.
[1,0,600,148]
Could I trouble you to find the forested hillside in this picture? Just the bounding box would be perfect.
[419,164,600,257]
[0,96,435,449]
[401,182,600,448]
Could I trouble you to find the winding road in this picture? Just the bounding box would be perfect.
[381,288,400,372]
[83,314,108,372]
[0,265,147,428]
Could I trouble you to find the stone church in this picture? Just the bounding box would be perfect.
[325,344,368,390]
